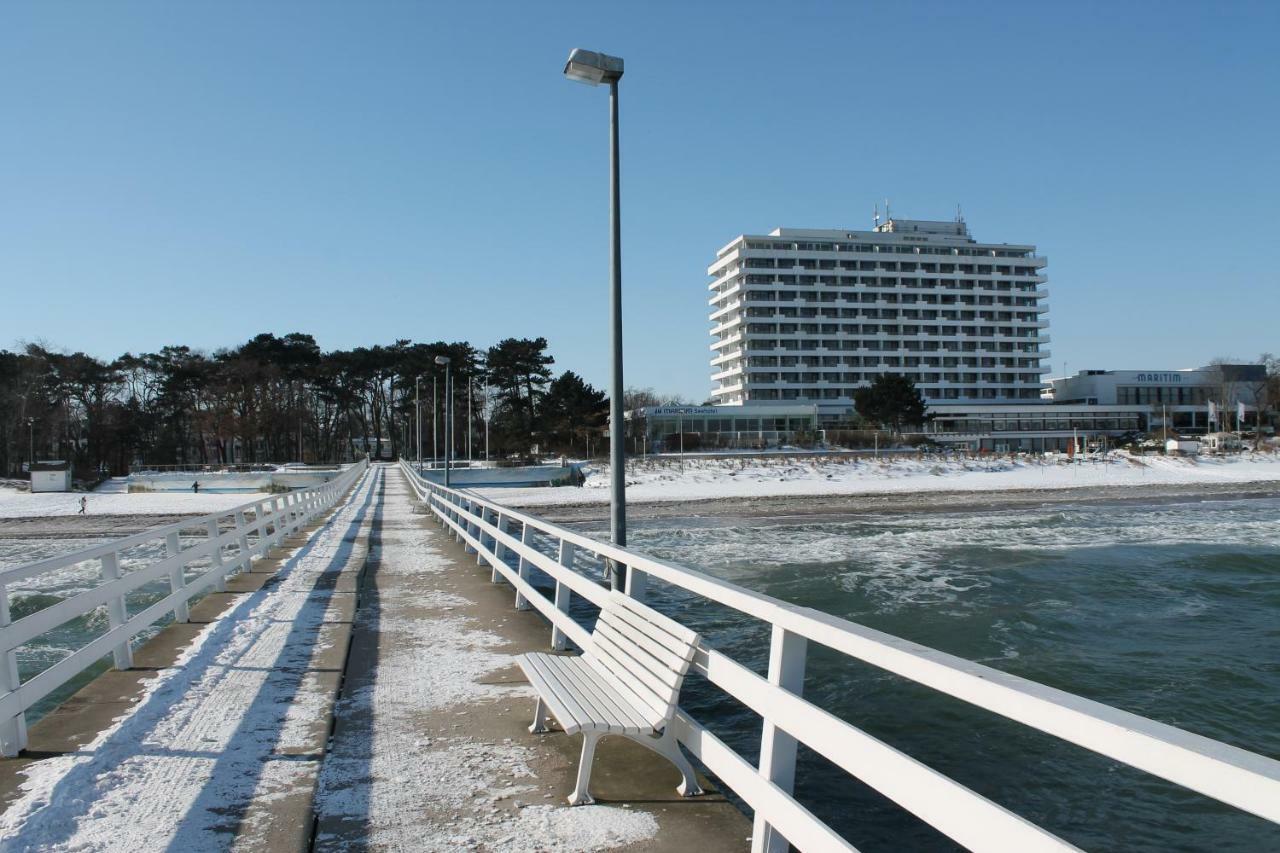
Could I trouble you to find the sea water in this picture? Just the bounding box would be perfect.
[579,496,1280,852]
[0,536,211,719]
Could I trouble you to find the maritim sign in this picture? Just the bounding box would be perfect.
[1131,373,1184,383]
[647,406,721,416]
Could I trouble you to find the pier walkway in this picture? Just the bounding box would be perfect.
[0,465,748,852]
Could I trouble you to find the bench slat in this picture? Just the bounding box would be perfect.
[548,655,649,734]
[585,657,669,730]
[603,599,699,663]
[587,639,673,724]
[596,612,696,686]
[590,628,681,714]
[525,652,652,735]
[520,654,593,735]
[608,589,699,646]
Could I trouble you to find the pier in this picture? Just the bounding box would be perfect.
[1,462,1278,851]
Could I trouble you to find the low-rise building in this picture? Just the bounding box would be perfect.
[1049,365,1264,432]
[923,404,1145,453]
[30,460,72,492]
[627,404,820,452]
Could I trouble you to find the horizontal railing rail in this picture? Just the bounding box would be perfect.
[398,459,1280,853]
[0,458,369,757]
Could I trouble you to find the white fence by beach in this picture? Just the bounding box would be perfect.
[398,459,1280,853]
[0,459,369,756]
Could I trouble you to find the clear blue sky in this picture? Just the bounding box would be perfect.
[3,1,1277,401]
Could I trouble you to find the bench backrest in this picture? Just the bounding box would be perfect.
[585,590,701,731]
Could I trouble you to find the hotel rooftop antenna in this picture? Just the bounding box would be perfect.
[873,202,880,228]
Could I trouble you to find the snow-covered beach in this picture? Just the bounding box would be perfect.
[0,477,269,520]
[0,490,264,519]
[478,451,1280,510]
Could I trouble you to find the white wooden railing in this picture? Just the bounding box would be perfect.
[398,460,1280,853]
[0,458,369,757]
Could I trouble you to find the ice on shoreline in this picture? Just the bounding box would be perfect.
[478,451,1280,508]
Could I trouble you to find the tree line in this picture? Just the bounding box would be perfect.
[0,333,615,478]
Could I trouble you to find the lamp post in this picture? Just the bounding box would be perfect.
[433,374,439,468]
[564,47,630,591]
[415,376,422,473]
[435,355,452,487]
[27,417,35,472]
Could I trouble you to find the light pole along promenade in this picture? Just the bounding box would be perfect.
[563,47,635,593]
[435,354,452,488]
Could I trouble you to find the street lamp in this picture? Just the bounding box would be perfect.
[564,47,630,590]
[435,355,452,488]
[415,376,422,473]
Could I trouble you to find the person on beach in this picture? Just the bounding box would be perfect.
[78,496,87,515]
[191,481,200,493]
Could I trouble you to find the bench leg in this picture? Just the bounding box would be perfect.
[632,728,704,798]
[529,697,550,734]
[568,732,600,806]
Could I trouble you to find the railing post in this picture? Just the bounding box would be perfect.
[472,505,486,563]
[753,625,808,853]
[625,561,647,603]
[166,531,189,623]
[552,540,575,651]
[515,522,533,610]
[463,499,478,554]
[268,497,284,548]
[235,510,252,572]
[100,553,134,671]
[0,585,28,756]
[255,502,272,557]
[493,514,510,583]
[207,520,227,592]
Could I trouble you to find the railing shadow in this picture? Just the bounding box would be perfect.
[1,468,379,850]
[311,470,388,852]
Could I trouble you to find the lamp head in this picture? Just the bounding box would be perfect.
[563,48,623,86]
[434,355,451,366]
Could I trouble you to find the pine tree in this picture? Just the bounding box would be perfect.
[852,374,929,434]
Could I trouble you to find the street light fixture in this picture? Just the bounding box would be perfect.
[563,47,632,593]
[563,49,623,86]
[435,355,452,488]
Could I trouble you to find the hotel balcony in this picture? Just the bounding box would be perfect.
[710,333,744,352]
[710,315,744,337]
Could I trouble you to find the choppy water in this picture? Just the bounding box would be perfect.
[582,497,1280,852]
[0,536,213,719]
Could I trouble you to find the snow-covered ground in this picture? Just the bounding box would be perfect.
[0,490,266,518]
[478,452,1280,508]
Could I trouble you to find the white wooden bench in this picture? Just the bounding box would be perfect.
[517,589,705,805]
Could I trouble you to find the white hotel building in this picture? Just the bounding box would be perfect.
[707,218,1050,418]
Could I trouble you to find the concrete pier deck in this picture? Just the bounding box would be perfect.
[0,465,751,851]
[313,466,750,851]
